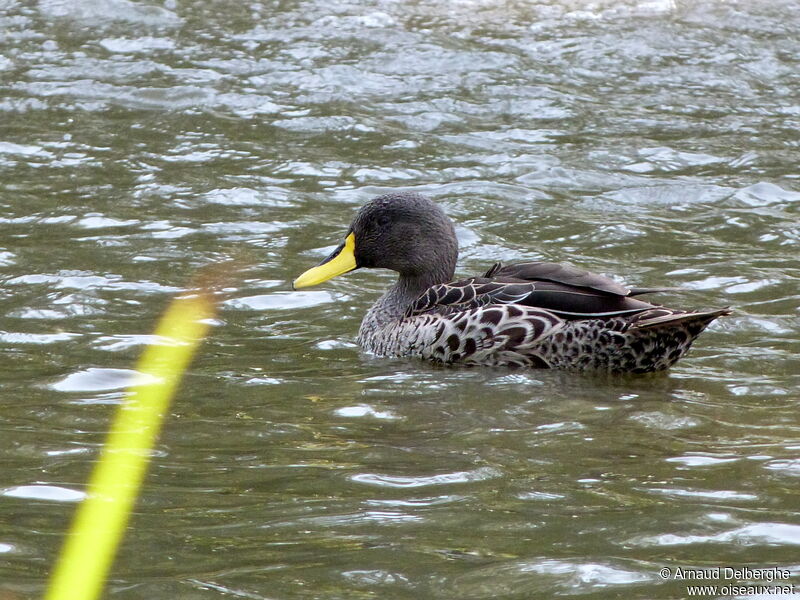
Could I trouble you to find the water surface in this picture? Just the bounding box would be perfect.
[1,0,799,598]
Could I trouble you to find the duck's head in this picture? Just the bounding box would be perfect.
[293,192,458,289]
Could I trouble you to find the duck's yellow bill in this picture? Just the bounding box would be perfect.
[293,232,357,288]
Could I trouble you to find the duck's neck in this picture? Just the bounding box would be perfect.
[361,266,453,331]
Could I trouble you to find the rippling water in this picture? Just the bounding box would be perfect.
[1,0,799,597]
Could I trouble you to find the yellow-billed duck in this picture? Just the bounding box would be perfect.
[293,192,730,373]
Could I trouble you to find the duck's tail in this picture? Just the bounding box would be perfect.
[606,307,731,372]
[630,307,732,331]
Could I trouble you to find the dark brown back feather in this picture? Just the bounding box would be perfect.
[484,261,631,296]
[406,275,659,321]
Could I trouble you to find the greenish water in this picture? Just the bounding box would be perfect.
[1,0,799,598]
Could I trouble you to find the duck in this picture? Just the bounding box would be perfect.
[293,192,730,373]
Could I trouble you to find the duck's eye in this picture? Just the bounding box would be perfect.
[377,214,391,228]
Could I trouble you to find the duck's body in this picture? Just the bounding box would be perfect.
[356,265,728,373]
[294,192,729,373]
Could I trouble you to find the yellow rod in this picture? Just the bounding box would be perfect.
[45,287,216,600]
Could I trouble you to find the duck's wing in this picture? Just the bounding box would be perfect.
[484,261,680,296]
[406,278,530,317]
[483,261,632,295]
[406,275,659,321]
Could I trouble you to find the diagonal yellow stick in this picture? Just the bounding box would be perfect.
[45,288,216,600]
